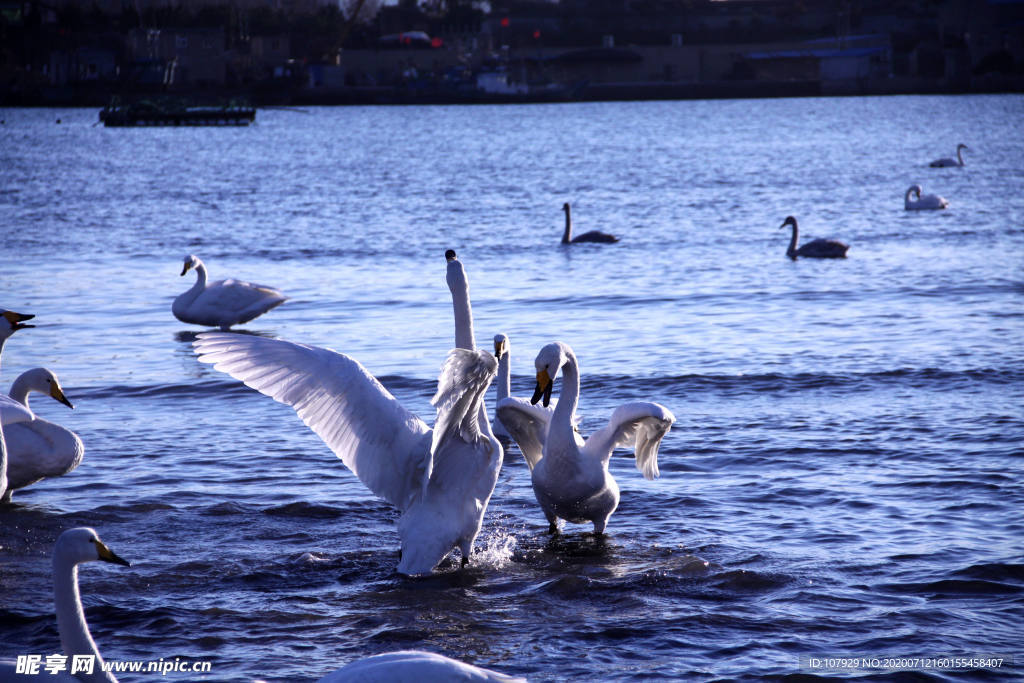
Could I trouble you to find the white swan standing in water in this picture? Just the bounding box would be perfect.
[317,651,526,682]
[2,368,83,503]
[491,333,555,444]
[930,143,967,167]
[0,309,36,497]
[497,341,674,534]
[0,527,130,683]
[780,216,849,260]
[904,184,949,211]
[172,254,286,330]
[561,203,619,244]
[194,252,502,575]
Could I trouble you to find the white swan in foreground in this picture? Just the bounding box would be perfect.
[561,202,618,244]
[172,254,286,330]
[0,527,130,683]
[904,184,948,210]
[2,368,83,503]
[0,308,35,496]
[317,651,526,682]
[780,216,849,259]
[497,342,674,534]
[492,334,554,443]
[194,253,502,575]
[930,143,967,167]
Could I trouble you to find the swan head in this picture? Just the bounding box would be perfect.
[445,249,468,294]
[957,143,968,151]
[57,527,130,567]
[907,184,923,199]
[779,216,798,230]
[562,202,570,213]
[531,342,570,407]
[1,310,35,339]
[180,254,201,276]
[13,367,74,409]
[493,334,509,360]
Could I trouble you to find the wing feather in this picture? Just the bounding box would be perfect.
[495,397,553,469]
[193,332,431,509]
[582,402,675,480]
[430,348,498,458]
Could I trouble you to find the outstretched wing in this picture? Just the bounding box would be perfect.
[193,332,431,510]
[582,402,675,480]
[495,397,554,469]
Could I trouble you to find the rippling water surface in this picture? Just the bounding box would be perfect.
[1,96,1022,681]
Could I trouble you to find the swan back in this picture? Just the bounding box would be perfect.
[317,650,526,682]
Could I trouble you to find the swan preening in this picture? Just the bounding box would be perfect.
[497,341,674,534]
[173,254,286,330]
[2,368,83,503]
[561,203,619,244]
[904,184,948,211]
[0,527,130,683]
[780,216,849,259]
[930,143,967,167]
[317,651,526,682]
[194,251,502,576]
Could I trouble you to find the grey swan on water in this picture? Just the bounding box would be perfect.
[561,203,618,244]
[930,143,967,168]
[780,216,849,260]
[904,184,949,211]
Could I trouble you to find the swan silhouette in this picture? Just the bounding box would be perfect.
[561,203,618,244]
[930,143,967,167]
[173,254,286,330]
[780,216,849,259]
[904,184,949,211]
[2,367,83,503]
[317,651,525,682]
[0,527,130,683]
[497,341,674,534]
[492,333,554,444]
[194,251,502,575]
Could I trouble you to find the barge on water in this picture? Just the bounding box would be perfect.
[99,97,256,127]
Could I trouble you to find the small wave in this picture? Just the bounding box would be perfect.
[263,501,347,519]
[875,578,1024,597]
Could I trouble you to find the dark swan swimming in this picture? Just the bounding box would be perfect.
[930,143,967,168]
[780,216,849,259]
[561,202,619,244]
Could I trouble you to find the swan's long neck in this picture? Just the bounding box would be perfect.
[957,147,964,165]
[1,422,8,497]
[448,264,475,351]
[786,223,799,258]
[9,375,33,408]
[497,351,510,403]
[562,205,573,244]
[549,350,580,452]
[54,553,116,683]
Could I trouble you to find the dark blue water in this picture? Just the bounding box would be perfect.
[1,96,1022,681]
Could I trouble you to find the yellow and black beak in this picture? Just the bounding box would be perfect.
[3,310,35,331]
[493,338,507,359]
[52,385,74,410]
[94,539,131,567]
[180,261,192,276]
[531,368,553,407]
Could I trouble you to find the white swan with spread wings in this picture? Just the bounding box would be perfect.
[194,252,502,575]
[497,341,674,534]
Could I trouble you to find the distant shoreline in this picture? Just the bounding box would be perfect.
[2,76,1021,109]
